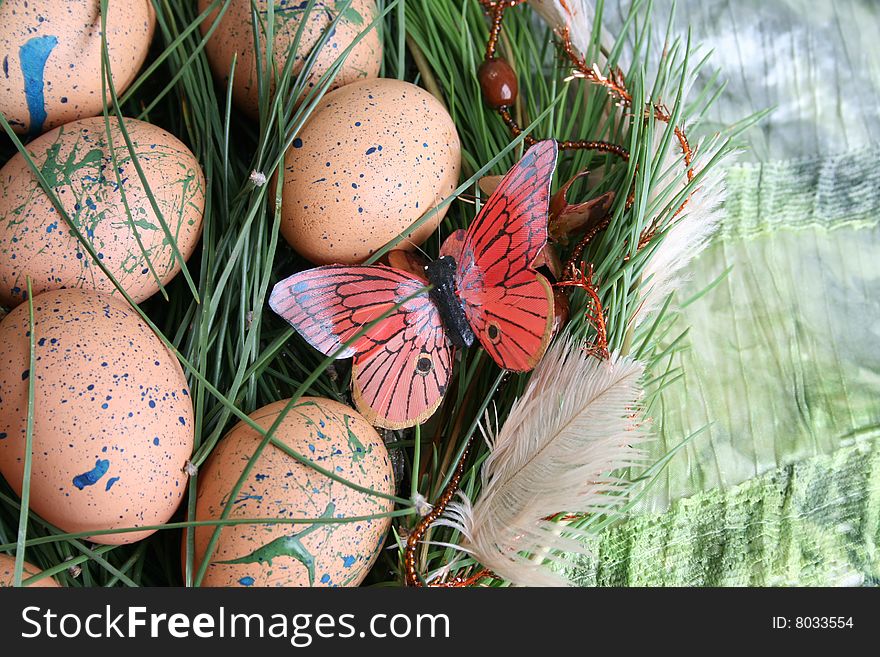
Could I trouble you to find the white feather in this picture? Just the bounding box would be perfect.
[436,338,647,586]
[635,141,727,324]
[529,0,598,55]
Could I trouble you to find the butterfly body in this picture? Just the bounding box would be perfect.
[425,255,475,349]
[270,140,559,428]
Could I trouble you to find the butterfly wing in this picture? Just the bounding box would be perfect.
[456,139,558,371]
[269,265,453,429]
[351,300,454,429]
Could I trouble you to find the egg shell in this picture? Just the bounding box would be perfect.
[282,78,461,264]
[192,397,395,587]
[0,0,155,136]
[0,116,205,307]
[199,0,382,118]
[0,289,194,545]
[0,553,59,587]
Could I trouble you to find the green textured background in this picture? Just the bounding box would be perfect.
[569,0,880,585]
[567,438,879,586]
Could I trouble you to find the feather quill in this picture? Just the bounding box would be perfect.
[435,338,646,586]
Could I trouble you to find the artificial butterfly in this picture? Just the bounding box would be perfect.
[269,139,559,429]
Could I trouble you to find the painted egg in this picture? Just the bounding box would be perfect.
[0,116,205,308]
[191,397,395,587]
[0,289,194,545]
[199,0,382,118]
[282,78,461,264]
[0,553,59,587]
[0,0,155,136]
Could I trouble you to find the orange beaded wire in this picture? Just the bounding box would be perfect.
[404,436,477,587]
[554,263,610,361]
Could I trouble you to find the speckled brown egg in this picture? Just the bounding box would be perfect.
[199,0,382,118]
[282,78,461,264]
[191,397,394,587]
[0,552,59,587]
[0,289,194,545]
[0,1,155,136]
[0,116,205,308]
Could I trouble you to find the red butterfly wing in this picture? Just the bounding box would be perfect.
[456,139,558,371]
[351,297,454,429]
[269,265,453,429]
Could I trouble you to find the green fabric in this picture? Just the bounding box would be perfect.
[644,153,880,512]
[720,148,880,238]
[573,0,880,585]
[642,0,880,162]
[565,436,880,586]
[607,0,880,515]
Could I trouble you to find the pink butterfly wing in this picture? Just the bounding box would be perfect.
[455,140,558,371]
[351,293,454,429]
[269,265,453,429]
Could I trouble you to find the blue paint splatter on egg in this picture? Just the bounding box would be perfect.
[73,459,110,490]
[342,555,355,568]
[239,576,255,586]
[105,476,120,491]
[19,35,58,136]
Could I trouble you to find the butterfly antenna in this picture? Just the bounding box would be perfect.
[402,236,433,262]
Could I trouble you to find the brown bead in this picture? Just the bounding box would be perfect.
[478,58,518,108]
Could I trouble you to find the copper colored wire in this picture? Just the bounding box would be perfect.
[499,104,631,159]
[557,26,696,211]
[485,1,506,60]
[555,263,610,361]
[562,214,611,273]
[404,436,476,587]
[431,568,495,588]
